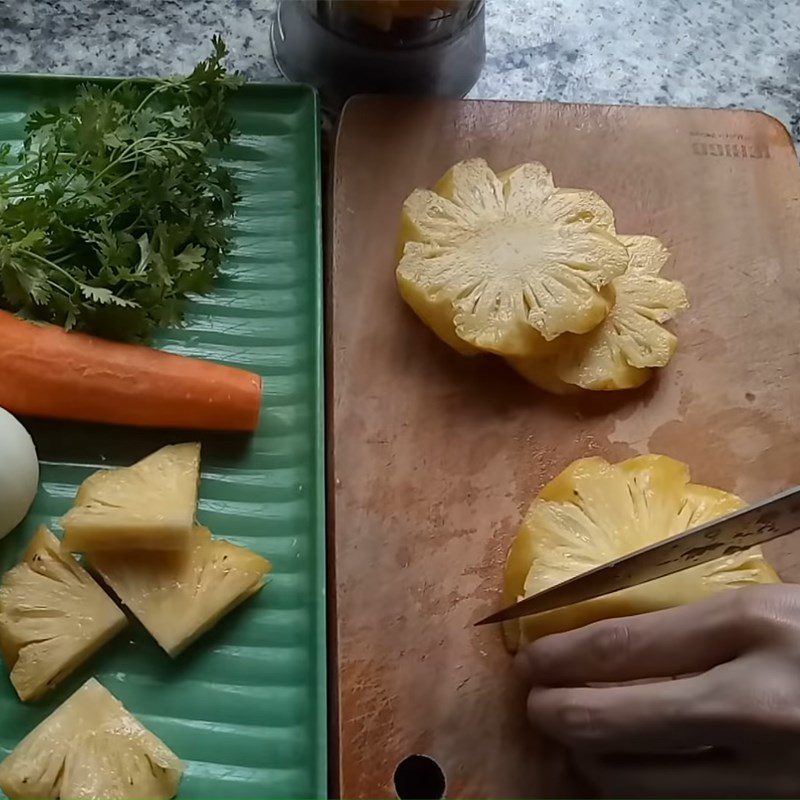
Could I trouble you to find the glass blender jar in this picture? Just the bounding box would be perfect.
[271,0,486,107]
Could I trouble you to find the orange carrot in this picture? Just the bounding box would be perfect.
[0,311,262,432]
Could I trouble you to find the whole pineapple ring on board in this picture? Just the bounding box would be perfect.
[396,159,629,357]
[503,455,780,652]
[508,235,689,392]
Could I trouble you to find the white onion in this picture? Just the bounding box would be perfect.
[0,408,39,539]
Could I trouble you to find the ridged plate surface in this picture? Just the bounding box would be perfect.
[0,78,325,800]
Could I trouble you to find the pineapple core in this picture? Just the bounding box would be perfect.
[503,455,780,651]
[90,525,271,657]
[0,678,183,800]
[0,526,126,702]
[61,442,200,552]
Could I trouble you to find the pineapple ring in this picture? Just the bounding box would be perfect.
[507,235,689,392]
[396,159,629,357]
[502,455,780,651]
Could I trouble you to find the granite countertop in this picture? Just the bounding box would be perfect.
[1,0,799,142]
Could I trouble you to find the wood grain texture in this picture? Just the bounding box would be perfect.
[330,97,800,799]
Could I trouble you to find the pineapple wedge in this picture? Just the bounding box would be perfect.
[0,527,126,702]
[396,159,629,357]
[61,442,200,552]
[89,525,271,656]
[0,677,183,799]
[503,455,780,651]
[508,235,689,392]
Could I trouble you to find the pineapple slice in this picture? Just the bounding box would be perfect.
[503,455,780,651]
[89,525,271,657]
[61,442,200,552]
[396,159,629,357]
[0,677,183,799]
[0,527,126,702]
[508,235,689,392]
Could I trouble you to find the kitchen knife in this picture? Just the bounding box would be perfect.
[476,485,800,626]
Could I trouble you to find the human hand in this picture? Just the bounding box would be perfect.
[516,584,800,798]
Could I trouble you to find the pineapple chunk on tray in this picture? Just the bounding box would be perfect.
[0,678,183,800]
[61,443,201,552]
[0,527,126,702]
[90,524,271,657]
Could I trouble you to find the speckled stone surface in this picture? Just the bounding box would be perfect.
[0,1,799,141]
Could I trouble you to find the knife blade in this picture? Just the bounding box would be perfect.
[476,484,800,627]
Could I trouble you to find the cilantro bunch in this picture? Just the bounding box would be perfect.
[0,36,243,340]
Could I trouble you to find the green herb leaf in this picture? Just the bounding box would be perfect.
[175,244,206,271]
[0,38,241,340]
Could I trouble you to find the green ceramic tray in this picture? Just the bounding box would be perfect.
[0,77,326,799]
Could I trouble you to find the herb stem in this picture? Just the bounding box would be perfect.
[19,249,87,290]
[133,81,176,114]
[80,135,194,194]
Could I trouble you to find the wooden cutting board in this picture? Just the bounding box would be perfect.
[329,97,800,799]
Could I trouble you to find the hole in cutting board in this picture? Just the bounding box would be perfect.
[393,754,446,799]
